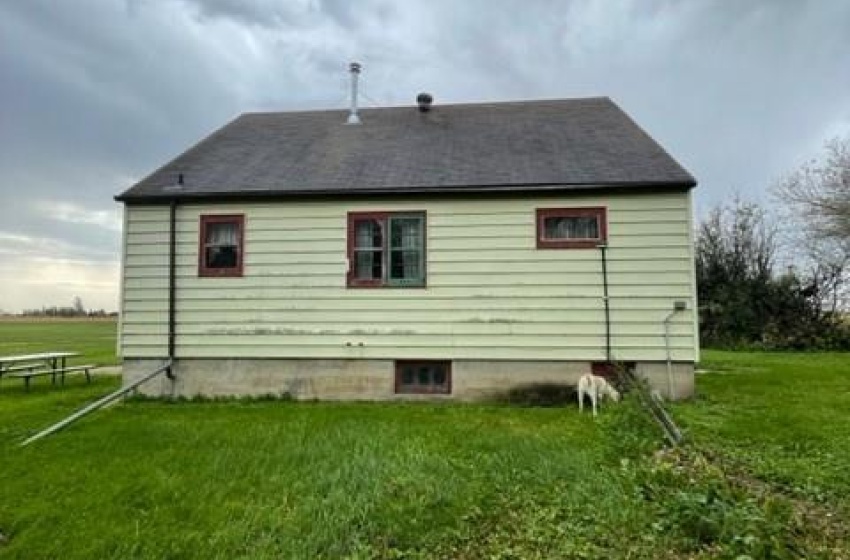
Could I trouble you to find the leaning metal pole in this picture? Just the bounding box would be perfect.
[20,360,172,447]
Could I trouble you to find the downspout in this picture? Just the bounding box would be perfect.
[167,199,176,379]
[598,243,612,363]
[663,301,687,398]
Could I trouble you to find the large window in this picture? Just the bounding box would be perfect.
[347,212,426,287]
[198,214,244,277]
[395,360,451,394]
[536,207,607,249]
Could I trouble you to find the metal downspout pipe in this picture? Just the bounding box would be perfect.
[663,301,687,399]
[598,243,612,363]
[167,200,176,379]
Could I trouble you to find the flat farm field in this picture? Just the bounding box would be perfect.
[0,317,118,366]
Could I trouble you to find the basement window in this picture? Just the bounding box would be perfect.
[536,207,607,249]
[395,360,451,394]
[199,214,244,277]
[348,212,426,287]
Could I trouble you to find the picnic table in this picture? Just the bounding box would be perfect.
[0,351,96,390]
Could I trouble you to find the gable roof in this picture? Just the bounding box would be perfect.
[116,97,695,202]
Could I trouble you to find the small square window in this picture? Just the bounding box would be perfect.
[199,214,244,277]
[536,207,607,249]
[395,361,451,394]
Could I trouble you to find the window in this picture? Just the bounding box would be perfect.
[199,214,244,277]
[347,212,426,287]
[395,360,451,394]
[536,207,607,249]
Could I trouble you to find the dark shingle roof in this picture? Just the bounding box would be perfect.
[116,97,695,202]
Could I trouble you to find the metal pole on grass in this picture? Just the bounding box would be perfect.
[20,360,172,447]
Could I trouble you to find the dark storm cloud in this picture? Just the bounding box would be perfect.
[1,0,849,311]
[184,0,394,31]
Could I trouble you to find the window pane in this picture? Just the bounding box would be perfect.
[395,361,450,394]
[433,366,446,386]
[206,222,238,246]
[204,222,239,269]
[390,250,421,280]
[544,216,599,240]
[389,216,423,283]
[390,217,422,249]
[355,219,382,249]
[206,246,237,268]
[354,250,382,280]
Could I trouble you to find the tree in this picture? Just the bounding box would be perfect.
[696,198,778,347]
[73,296,85,315]
[695,198,848,349]
[776,137,850,246]
[775,137,850,312]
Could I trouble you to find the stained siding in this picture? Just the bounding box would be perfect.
[121,192,698,361]
[123,205,169,357]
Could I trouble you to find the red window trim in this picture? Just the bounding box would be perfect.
[198,214,244,277]
[347,211,388,288]
[347,211,427,288]
[394,360,452,395]
[536,207,607,249]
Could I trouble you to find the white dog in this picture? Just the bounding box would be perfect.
[577,373,621,416]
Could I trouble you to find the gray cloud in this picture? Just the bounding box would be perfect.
[1,0,849,311]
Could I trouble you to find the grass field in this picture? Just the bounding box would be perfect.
[0,318,118,366]
[676,352,850,506]
[0,321,848,558]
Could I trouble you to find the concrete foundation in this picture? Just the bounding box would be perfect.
[123,358,695,401]
[635,361,695,401]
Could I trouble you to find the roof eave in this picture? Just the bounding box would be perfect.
[114,180,697,204]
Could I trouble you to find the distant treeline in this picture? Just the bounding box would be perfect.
[17,307,118,318]
[6,296,117,318]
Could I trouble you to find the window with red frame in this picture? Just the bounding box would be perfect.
[347,212,426,287]
[198,214,244,277]
[536,207,607,249]
[395,360,451,394]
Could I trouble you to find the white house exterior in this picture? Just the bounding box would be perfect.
[116,97,698,400]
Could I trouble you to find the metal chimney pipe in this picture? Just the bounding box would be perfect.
[347,62,361,125]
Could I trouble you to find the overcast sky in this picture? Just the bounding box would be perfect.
[1,0,849,313]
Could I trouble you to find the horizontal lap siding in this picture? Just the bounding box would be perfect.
[122,206,169,356]
[121,192,697,361]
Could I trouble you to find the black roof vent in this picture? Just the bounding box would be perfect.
[416,93,433,112]
[164,172,185,191]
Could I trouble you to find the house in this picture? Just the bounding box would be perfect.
[115,95,698,400]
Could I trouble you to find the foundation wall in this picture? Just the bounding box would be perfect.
[123,359,694,401]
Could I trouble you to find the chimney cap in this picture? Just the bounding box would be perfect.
[416,92,433,112]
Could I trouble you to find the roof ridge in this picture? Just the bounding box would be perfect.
[238,96,613,117]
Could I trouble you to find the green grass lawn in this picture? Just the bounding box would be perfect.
[675,351,850,505]
[0,350,848,559]
[0,318,118,367]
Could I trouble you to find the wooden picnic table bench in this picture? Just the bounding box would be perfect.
[8,364,97,391]
[2,363,45,374]
[0,351,83,390]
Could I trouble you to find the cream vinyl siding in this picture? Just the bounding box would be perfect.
[121,191,698,361]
